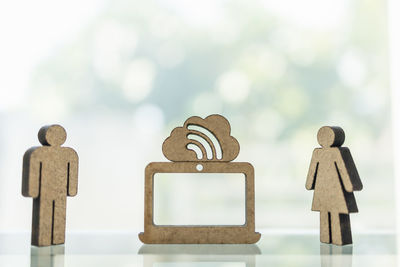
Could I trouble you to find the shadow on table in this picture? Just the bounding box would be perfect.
[320,244,352,267]
[30,245,65,267]
[139,244,260,267]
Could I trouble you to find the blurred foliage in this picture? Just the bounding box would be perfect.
[30,0,389,133]
[25,0,393,228]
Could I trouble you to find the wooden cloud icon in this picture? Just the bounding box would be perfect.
[162,114,240,162]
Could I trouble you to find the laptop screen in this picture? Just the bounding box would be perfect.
[153,173,246,225]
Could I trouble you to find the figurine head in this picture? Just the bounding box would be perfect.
[38,125,67,146]
[317,126,345,148]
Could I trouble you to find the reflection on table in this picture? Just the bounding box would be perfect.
[320,244,352,267]
[0,232,396,267]
[30,245,65,267]
[139,244,260,267]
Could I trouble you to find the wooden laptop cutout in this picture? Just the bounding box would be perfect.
[139,114,261,244]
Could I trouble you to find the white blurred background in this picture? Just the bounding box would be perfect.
[0,0,393,233]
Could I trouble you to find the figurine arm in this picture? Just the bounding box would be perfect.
[22,148,41,198]
[335,148,363,192]
[67,150,79,197]
[306,149,319,190]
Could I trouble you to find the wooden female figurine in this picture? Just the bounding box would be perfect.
[306,126,362,245]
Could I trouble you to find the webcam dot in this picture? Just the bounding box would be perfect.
[196,164,203,172]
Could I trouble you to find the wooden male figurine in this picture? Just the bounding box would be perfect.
[22,125,78,246]
[306,126,362,245]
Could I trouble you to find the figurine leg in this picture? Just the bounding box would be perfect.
[31,198,53,246]
[320,211,331,244]
[52,198,67,245]
[331,213,352,245]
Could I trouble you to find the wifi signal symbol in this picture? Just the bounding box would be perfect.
[186,125,222,160]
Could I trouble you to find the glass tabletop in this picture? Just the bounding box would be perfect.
[0,231,396,267]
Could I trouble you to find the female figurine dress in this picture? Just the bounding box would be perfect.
[306,126,362,245]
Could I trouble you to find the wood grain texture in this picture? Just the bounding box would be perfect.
[139,114,260,244]
[162,114,239,162]
[22,125,78,247]
[306,126,362,246]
